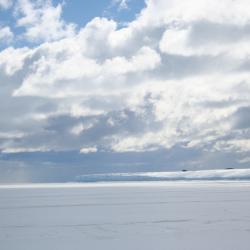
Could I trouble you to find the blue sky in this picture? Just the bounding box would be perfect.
[61,0,145,26]
[0,0,250,183]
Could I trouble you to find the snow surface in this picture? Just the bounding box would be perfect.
[76,169,250,182]
[1,181,250,250]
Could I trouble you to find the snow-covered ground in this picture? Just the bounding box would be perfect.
[1,180,250,250]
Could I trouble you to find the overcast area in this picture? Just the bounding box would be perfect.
[0,0,250,182]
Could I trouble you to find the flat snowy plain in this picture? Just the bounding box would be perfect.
[1,179,250,250]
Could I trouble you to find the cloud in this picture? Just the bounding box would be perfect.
[159,22,250,57]
[138,0,250,26]
[113,0,129,10]
[12,38,161,97]
[232,106,250,129]
[0,0,12,9]
[80,147,98,154]
[0,47,32,75]
[15,0,76,42]
[1,147,49,153]
[0,0,250,176]
[214,139,250,153]
[0,26,14,44]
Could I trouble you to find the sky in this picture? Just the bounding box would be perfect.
[0,0,250,183]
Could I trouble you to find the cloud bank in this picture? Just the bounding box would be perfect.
[76,169,250,182]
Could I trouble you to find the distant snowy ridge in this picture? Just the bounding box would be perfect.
[76,169,250,182]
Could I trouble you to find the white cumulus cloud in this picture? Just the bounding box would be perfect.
[15,0,76,42]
